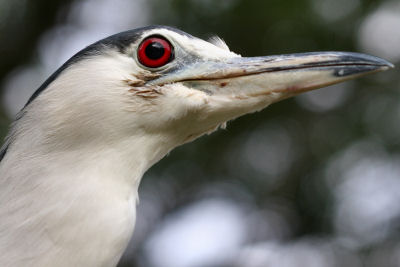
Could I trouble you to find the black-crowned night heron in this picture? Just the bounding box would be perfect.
[0,26,393,266]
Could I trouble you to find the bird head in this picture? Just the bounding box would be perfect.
[0,25,394,267]
[20,26,392,159]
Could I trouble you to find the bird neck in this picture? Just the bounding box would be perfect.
[0,112,180,266]
[4,115,176,197]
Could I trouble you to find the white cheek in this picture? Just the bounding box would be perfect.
[157,83,210,117]
[162,83,209,105]
[122,83,210,132]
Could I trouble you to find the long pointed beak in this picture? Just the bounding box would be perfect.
[151,52,393,98]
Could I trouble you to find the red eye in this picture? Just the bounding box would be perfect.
[138,36,173,68]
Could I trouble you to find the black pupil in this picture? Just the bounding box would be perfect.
[145,42,165,60]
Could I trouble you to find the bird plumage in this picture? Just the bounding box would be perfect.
[0,25,240,267]
[0,26,392,266]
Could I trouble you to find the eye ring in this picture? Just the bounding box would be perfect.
[137,36,173,68]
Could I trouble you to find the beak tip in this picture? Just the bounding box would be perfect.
[386,62,395,69]
[375,61,394,72]
[362,53,394,69]
[372,59,394,74]
[373,56,394,69]
[331,53,395,78]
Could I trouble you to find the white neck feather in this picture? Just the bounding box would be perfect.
[0,116,174,266]
[0,54,179,267]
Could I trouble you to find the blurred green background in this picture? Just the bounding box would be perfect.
[1,0,399,266]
